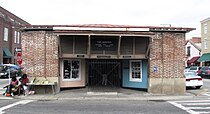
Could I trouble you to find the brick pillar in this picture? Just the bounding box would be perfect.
[148,32,186,94]
[21,31,59,83]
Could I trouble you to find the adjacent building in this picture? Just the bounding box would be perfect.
[21,24,194,94]
[185,37,201,66]
[0,6,29,64]
[198,17,210,65]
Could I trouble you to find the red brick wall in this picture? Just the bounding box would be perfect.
[21,31,58,77]
[150,32,185,78]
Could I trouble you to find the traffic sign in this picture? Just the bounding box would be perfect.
[16,52,22,65]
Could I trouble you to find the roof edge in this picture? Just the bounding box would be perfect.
[21,24,195,33]
[201,17,210,23]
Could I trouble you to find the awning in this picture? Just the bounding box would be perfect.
[187,56,200,64]
[3,48,12,58]
[197,53,210,62]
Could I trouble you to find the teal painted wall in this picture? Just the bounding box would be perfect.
[122,59,148,89]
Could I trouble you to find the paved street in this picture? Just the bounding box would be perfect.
[168,79,210,114]
[0,78,210,114]
[0,99,189,114]
[168,91,210,114]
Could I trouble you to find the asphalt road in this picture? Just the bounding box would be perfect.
[0,99,189,114]
[0,78,210,114]
[202,78,210,89]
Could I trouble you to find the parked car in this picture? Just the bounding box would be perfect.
[188,66,201,74]
[184,67,190,73]
[197,66,210,78]
[0,64,20,78]
[3,64,21,70]
[185,72,203,89]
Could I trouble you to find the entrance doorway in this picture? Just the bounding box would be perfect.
[87,59,121,92]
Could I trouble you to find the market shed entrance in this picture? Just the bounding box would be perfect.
[87,59,121,92]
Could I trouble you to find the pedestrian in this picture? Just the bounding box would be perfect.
[4,76,19,96]
[18,74,29,95]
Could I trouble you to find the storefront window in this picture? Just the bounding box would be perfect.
[130,60,142,82]
[63,60,80,81]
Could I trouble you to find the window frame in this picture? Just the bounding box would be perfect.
[204,23,207,34]
[17,32,20,44]
[14,31,17,43]
[129,60,142,82]
[204,37,208,49]
[62,59,81,81]
[4,27,9,41]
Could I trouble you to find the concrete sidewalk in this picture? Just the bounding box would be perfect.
[11,87,196,101]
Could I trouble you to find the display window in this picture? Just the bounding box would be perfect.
[130,60,142,82]
[62,60,81,81]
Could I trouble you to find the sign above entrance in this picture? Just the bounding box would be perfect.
[91,37,118,51]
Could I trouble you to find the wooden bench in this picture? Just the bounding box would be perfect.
[26,82,57,95]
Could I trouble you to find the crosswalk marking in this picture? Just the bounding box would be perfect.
[183,103,210,105]
[195,112,210,114]
[168,101,198,114]
[0,100,34,114]
[187,107,210,109]
[175,100,210,102]
[168,99,210,114]
[202,93,210,96]
[201,92,210,96]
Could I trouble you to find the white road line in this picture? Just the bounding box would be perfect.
[202,93,210,96]
[0,100,34,114]
[195,111,210,114]
[168,101,198,114]
[175,100,210,103]
[187,107,210,109]
[183,103,210,105]
[169,100,210,114]
[0,97,13,100]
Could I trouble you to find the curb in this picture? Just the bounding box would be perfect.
[12,94,194,101]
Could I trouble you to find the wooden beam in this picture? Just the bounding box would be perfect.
[58,35,62,58]
[88,35,91,57]
[118,36,121,57]
[146,40,151,58]
[133,37,135,55]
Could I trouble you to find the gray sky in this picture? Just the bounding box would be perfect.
[1,0,210,38]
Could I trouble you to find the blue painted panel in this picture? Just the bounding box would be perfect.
[122,60,148,89]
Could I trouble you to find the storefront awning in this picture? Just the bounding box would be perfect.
[3,48,12,58]
[197,53,210,62]
[187,56,200,64]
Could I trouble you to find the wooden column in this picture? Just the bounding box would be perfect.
[118,36,121,58]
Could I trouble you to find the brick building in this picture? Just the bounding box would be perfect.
[0,6,29,64]
[21,24,194,94]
